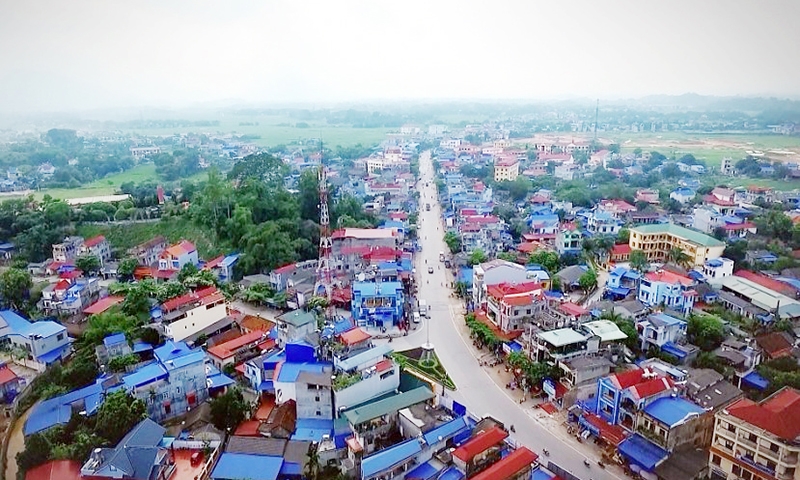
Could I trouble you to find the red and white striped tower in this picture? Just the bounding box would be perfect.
[314,153,334,320]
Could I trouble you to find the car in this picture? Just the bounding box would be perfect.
[413,312,421,324]
[427,266,434,274]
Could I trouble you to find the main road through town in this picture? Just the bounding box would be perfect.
[392,151,622,480]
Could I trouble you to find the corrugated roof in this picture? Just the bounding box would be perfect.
[422,416,469,446]
[631,223,724,247]
[643,397,705,427]
[343,387,433,425]
[361,438,422,478]
[471,447,538,480]
[536,328,587,347]
[726,387,800,440]
[210,453,283,480]
[452,426,508,462]
[84,296,124,315]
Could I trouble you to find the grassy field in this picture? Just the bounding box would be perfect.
[32,164,159,200]
[77,216,221,258]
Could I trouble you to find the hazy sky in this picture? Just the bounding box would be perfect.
[1,0,799,112]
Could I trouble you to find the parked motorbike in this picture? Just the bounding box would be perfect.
[597,461,605,469]
[542,449,550,456]
[583,460,591,468]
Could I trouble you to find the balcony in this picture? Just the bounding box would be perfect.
[737,453,776,477]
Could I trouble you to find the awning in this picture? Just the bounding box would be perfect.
[505,341,523,353]
[259,380,275,392]
[742,371,769,391]
[608,287,631,297]
[579,413,628,446]
[618,434,668,472]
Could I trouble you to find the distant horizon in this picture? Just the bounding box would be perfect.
[2,1,799,113]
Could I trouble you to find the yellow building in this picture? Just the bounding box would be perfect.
[494,158,520,182]
[709,387,800,480]
[628,223,725,267]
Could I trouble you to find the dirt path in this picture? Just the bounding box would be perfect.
[5,406,33,480]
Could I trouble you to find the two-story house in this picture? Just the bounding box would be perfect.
[637,396,710,453]
[638,269,697,315]
[158,240,198,272]
[587,210,622,236]
[39,277,101,316]
[52,236,84,263]
[151,286,229,343]
[80,418,174,480]
[275,309,318,348]
[595,368,677,430]
[0,310,71,370]
[555,223,583,255]
[636,312,694,360]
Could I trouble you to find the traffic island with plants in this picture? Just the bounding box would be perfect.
[392,347,456,391]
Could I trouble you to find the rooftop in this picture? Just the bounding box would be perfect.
[207,330,267,360]
[581,320,628,342]
[343,387,434,425]
[725,387,800,440]
[631,223,725,247]
[537,328,587,347]
[645,270,694,286]
[210,453,282,480]
[471,447,538,480]
[360,438,422,478]
[276,309,317,328]
[644,397,705,427]
[452,426,508,462]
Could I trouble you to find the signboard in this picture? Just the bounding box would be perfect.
[543,379,556,398]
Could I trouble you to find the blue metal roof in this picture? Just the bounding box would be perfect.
[743,371,770,391]
[36,343,72,364]
[258,380,274,392]
[506,341,523,353]
[103,333,127,348]
[293,418,334,442]
[24,380,118,435]
[279,462,302,476]
[608,287,631,297]
[123,362,168,389]
[361,438,422,478]
[405,460,441,480]
[154,341,192,362]
[0,310,65,338]
[276,362,327,383]
[207,373,235,389]
[531,468,557,480]
[650,313,685,326]
[661,342,689,359]
[437,466,465,480]
[353,281,404,296]
[132,342,153,353]
[617,434,668,471]
[211,453,282,480]
[643,397,704,428]
[422,416,468,445]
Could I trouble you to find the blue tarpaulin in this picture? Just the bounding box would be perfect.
[608,287,631,297]
[618,434,668,471]
[405,460,442,480]
[743,371,770,391]
[506,341,523,352]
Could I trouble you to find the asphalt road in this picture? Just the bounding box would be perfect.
[392,151,622,480]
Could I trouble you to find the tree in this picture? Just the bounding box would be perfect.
[95,390,147,445]
[117,257,139,281]
[496,252,518,263]
[16,433,51,471]
[239,222,299,274]
[528,250,559,273]
[443,232,462,254]
[210,388,249,431]
[75,255,101,275]
[0,268,32,310]
[616,228,630,244]
[687,314,725,351]
[304,442,321,480]
[177,263,200,282]
[667,247,692,268]
[468,249,488,266]
[578,269,598,292]
[629,249,649,273]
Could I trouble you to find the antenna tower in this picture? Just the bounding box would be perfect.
[314,140,335,320]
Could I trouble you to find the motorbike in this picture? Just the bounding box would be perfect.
[542,449,549,456]
[509,425,515,432]
[583,460,591,468]
[597,461,605,469]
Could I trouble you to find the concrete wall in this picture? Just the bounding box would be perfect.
[164,301,227,342]
[335,368,399,411]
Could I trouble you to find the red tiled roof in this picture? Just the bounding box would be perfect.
[756,332,794,359]
[25,460,81,480]
[703,194,736,207]
[257,339,276,352]
[463,215,499,225]
[487,282,542,299]
[0,364,18,386]
[734,270,797,297]
[331,286,352,303]
[375,359,393,373]
[630,377,674,400]
[203,255,225,270]
[645,270,694,287]
[233,420,261,437]
[338,327,372,346]
[611,244,632,255]
[453,426,509,462]
[240,315,275,333]
[471,447,538,480]
[721,222,756,231]
[727,388,800,440]
[609,368,646,389]
[207,330,266,360]
[162,286,218,311]
[163,240,196,258]
[83,296,123,315]
[474,311,523,341]
[599,199,636,212]
[559,302,588,317]
[273,263,296,275]
[83,235,106,248]
[582,413,628,446]
[55,279,71,291]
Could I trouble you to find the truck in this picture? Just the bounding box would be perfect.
[418,300,428,318]
[426,203,431,211]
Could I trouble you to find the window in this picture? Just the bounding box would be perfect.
[727,423,736,433]
[315,396,320,402]
[57,333,64,341]
[712,455,721,466]
[749,433,757,443]
[316,410,322,417]
[769,443,779,453]
[732,465,741,475]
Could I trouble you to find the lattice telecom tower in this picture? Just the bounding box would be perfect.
[314,149,334,319]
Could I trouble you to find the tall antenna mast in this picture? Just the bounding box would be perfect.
[593,99,599,141]
[314,139,335,320]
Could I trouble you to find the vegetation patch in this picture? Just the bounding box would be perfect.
[393,348,456,391]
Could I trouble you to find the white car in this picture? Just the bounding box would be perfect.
[413,312,421,324]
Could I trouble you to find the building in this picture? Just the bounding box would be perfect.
[494,158,520,182]
[80,235,112,265]
[719,275,800,320]
[720,157,734,176]
[485,281,544,333]
[638,269,697,315]
[158,240,198,272]
[555,223,583,255]
[595,368,676,430]
[0,310,71,370]
[587,211,622,236]
[637,312,689,353]
[275,309,317,347]
[129,146,161,159]
[533,328,595,362]
[332,343,399,411]
[703,258,735,281]
[709,387,800,480]
[52,236,84,262]
[471,260,538,308]
[597,199,637,219]
[629,223,726,267]
[636,189,661,204]
[452,425,509,476]
[207,330,268,370]
[638,396,710,452]
[0,363,20,402]
[128,236,168,266]
[80,418,173,480]
[152,286,229,342]
[351,281,405,327]
[95,332,132,367]
[39,277,102,316]
[670,188,697,204]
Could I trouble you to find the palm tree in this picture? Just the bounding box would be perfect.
[581,238,597,265]
[668,247,692,268]
[594,235,615,263]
